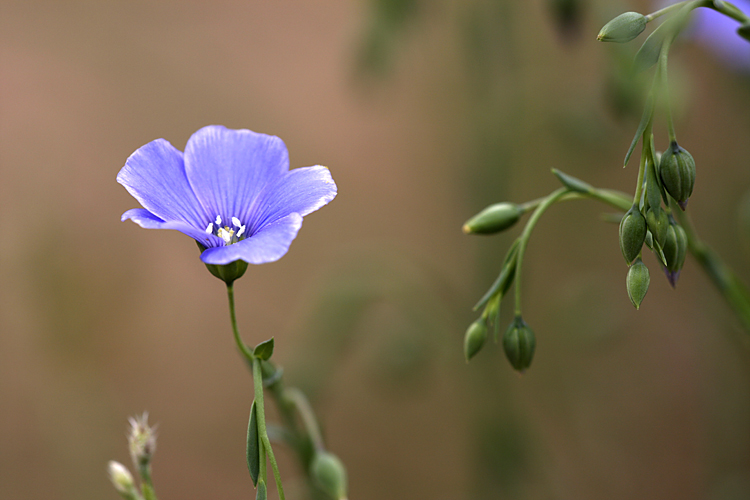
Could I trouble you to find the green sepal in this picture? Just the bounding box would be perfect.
[474,238,519,310]
[246,400,260,486]
[197,242,248,284]
[551,168,592,194]
[624,95,654,167]
[256,479,267,500]
[254,338,275,361]
[464,319,488,362]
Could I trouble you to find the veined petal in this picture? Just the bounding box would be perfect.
[122,208,223,248]
[199,213,303,265]
[117,139,208,228]
[249,165,337,232]
[184,125,289,222]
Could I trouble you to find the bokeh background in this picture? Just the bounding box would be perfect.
[2,1,750,499]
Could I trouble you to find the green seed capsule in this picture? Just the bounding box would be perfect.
[659,141,696,210]
[310,451,348,500]
[619,206,647,265]
[626,258,650,309]
[597,12,648,43]
[503,316,536,373]
[464,319,488,362]
[463,202,524,235]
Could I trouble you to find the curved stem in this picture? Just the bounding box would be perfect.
[253,359,285,500]
[227,284,255,361]
[284,388,326,451]
[645,0,691,21]
[514,188,569,316]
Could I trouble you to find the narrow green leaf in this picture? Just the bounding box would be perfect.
[254,338,275,361]
[551,168,593,193]
[624,94,654,167]
[474,239,520,310]
[246,400,260,486]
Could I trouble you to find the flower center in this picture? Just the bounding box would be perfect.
[205,215,247,245]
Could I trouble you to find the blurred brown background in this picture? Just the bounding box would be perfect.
[2,1,750,499]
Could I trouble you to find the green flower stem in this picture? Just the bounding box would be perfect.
[710,0,750,23]
[659,37,677,143]
[283,387,326,452]
[645,0,692,21]
[253,359,286,500]
[227,284,255,360]
[140,476,157,500]
[514,187,570,316]
[672,206,750,332]
[633,145,648,206]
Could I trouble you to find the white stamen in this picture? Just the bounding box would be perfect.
[232,217,242,228]
[215,215,222,225]
[237,224,246,237]
[205,222,214,234]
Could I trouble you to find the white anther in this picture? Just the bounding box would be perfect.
[232,217,242,228]
[205,222,214,234]
[237,224,246,237]
[215,215,222,225]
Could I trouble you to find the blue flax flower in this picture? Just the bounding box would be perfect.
[118,125,337,266]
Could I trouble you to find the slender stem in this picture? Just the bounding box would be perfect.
[710,0,750,23]
[645,0,691,21]
[253,359,285,500]
[632,147,648,206]
[659,41,677,143]
[139,468,157,500]
[227,284,255,361]
[514,188,569,316]
[284,388,326,451]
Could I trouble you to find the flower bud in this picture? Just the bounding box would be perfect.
[619,206,647,265]
[310,451,348,500]
[645,207,668,248]
[739,23,750,42]
[464,319,488,362]
[128,413,156,470]
[108,461,138,499]
[626,258,650,309]
[597,12,647,43]
[659,141,695,210]
[463,202,523,235]
[661,221,688,287]
[502,316,536,373]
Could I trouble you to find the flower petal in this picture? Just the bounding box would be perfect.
[184,125,289,223]
[199,213,304,265]
[122,208,223,248]
[117,139,209,228]
[249,165,337,232]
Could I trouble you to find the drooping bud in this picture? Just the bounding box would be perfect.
[464,319,488,362]
[463,202,523,235]
[645,207,668,248]
[502,316,536,373]
[626,258,650,309]
[739,23,750,42]
[619,206,647,265]
[659,141,696,210]
[597,12,647,43]
[310,451,348,500]
[108,461,138,500]
[661,220,688,287]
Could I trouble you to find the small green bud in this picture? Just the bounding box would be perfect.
[619,206,647,265]
[310,451,348,500]
[626,258,650,309]
[502,316,536,373]
[661,220,688,287]
[739,23,750,42]
[464,319,488,361]
[463,202,523,235]
[597,12,647,43]
[108,461,138,500]
[645,207,668,248]
[659,141,695,210]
